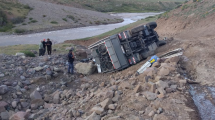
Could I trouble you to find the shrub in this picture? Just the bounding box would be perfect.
[0,10,7,26]
[23,5,33,10]
[22,23,27,25]
[29,18,33,20]
[62,18,67,21]
[67,15,75,20]
[11,17,24,24]
[14,29,26,34]
[182,5,189,10]
[0,23,14,32]
[50,21,58,24]
[31,20,38,23]
[20,50,35,57]
[43,15,46,17]
[94,21,101,25]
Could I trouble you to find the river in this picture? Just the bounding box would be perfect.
[0,12,162,46]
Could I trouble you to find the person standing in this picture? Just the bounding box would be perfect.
[68,49,75,74]
[42,39,46,55]
[46,38,52,55]
[39,40,44,56]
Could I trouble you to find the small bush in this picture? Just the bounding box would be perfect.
[94,21,101,25]
[23,5,33,10]
[14,29,26,34]
[0,23,14,32]
[29,18,33,20]
[22,23,27,25]
[67,15,75,20]
[31,20,38,23]
[20,50,35,57]
[43,15,46,17]
[62,18,67,21]
[182,5,189,10]
[50,21,58,24]
[11,17,24,24]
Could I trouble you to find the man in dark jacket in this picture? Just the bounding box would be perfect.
[46,38,52,55]
[42,39,46,55]
[68,49,75,74]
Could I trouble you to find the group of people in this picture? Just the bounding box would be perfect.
[39,38,52,56]
[39,38,74,74]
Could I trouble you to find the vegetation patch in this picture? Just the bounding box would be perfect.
[14,29,26,34]
[62,18,67,22]
[20,50,35,57]
[50,21,58,24]
[31,20,38,23]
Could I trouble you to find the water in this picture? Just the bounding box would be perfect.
[190,85,215,120]
[0,12,162,46]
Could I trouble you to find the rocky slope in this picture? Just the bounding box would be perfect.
[0,47,200,120]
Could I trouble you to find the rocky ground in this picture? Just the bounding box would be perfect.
[0,42,200,120]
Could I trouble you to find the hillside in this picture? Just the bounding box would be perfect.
[0,0,31,32]
[0,0,186,34]
[155,0,215,86]
[42,0,186,12]
[14,0,122,33]
[0,0,122,33]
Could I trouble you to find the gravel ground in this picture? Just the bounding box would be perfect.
[16,0,122,31]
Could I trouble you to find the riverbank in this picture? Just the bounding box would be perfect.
[0,14,158,55]
[0,13,161,47]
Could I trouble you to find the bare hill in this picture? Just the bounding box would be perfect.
[14,0,122,32]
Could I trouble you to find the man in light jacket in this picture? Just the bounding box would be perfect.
[39,40,44,56]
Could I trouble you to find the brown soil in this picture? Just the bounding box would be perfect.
[155,0,215,86]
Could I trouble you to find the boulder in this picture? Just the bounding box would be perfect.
[75,62,96,75]
[156,81,169,89]
[1,111,9,120]
[15,53,25,56]
[119,81,133,90]
[157,67,170,76]
[91,106,104,114]
[0,74,4,78]
[53,92,61,104]
[107,116,122,120]
[20,102,29,108]
[12,101,18,108]
[75,49,87,60]
[30,99,44,110]
[85,112,100,120]
[0,101,8,112]
[134,84,141,93]
[34,67,43,72]
[0,85,8,95]
[30,91,42,100]
[100,98,112,109]
[152,62,160,68]
[144,91,157,101]
[108,104,116,110]
[9,112,27,120]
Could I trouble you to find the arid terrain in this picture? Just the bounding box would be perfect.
[0,0,215,120]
